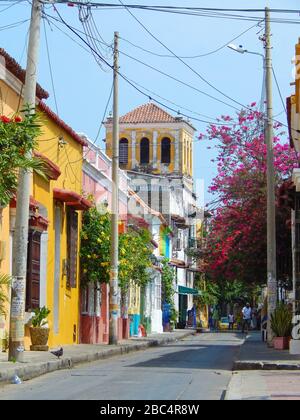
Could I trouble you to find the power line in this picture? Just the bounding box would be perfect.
[0,0,23,13]
[44,10,242,116]
[272,66,287,116]
[119,21,260,59]
[117,0,259,110]
[48,8,294,136]
[52,2,300,25]
[52,3,300,15]
[43,17,60,115]
[68,82,113,164]
[122,76,232,123]
[0,19,29,30]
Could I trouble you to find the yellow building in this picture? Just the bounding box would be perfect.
[105,102,194,177]
[0,48,90,348]
[0,207,10,350]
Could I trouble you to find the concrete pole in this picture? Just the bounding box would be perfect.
[109,32,120,345]
[8,0,42,362]
[265,7,277,345]
[292,209,296,316]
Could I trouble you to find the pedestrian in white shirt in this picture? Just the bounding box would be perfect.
[242,303,252,334]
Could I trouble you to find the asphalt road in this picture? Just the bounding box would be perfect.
[0,333,243,400]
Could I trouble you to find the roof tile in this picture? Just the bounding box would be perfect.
[119,103,178,124]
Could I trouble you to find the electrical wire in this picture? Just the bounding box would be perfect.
[43,17,59,115]
[272,67,287,116]
[117,0,261,110]
[0,19,29,30]
[67,82,113,165]
[52,2,300,25]
[119,21,260,59]
[122,76,232,124]
[52,2,300,15]
[0,0,23,13]
[45,10,243,117]
[48,8,294,136]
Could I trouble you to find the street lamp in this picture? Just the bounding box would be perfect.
[227,8,277,347]
[227,44,265,110]
[227,43,264,59]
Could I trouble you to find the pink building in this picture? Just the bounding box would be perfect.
[80,136,129,344]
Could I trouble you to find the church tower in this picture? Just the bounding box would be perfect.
[105,102,195,178]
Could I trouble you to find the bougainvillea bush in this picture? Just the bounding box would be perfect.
[200,105,298,285]
[0,110,42,207]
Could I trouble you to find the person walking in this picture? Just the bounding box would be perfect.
[242,303,252,334]
[228,313,235,330]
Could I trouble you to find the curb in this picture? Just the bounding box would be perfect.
[0,331,195,385]
[233,361,300,371]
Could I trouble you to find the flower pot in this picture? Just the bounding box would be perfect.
[273,337,289,350]
[29,327,50,351]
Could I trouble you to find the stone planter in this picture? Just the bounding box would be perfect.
[273,337,289,350]
[29,327,50,351]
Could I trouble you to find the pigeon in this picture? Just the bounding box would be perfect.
[50,347,63,359]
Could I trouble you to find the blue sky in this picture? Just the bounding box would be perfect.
[1,0,300,205]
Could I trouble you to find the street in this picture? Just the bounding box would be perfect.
[0,333,242,400]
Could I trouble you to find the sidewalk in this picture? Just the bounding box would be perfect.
[226,371,300,400]
[233,331,300,370]
[227,331,300,400]
[0,330,195,385]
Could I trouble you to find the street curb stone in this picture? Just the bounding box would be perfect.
[0,331,194,385]
[233,361,300,371]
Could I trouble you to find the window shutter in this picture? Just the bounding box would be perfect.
[67,209,78,288]
[26,231,41,311]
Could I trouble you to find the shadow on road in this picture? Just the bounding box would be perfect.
[127,342,241,371]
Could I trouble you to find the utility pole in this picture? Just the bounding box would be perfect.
[265,7,277,344]
[109,32,120,345]
[8,0,43,362]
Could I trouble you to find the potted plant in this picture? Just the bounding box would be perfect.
[29,306,51,351]
[170,307,178,331]
[270,303,292,350]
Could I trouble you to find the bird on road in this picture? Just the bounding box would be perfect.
[50,347,63,359]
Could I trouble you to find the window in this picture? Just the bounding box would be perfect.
[119,138,129,165]
[67,208,78,288]
[140,137,150,164]
[26,231,41,311]
[159,186,163,214]
[148,184,152,209]
[161,137,171,164]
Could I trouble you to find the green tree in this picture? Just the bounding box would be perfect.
[0,109,43,207]
[0,273,10,316]
[80,207,154,291]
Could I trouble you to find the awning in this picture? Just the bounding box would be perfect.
[10,195,40,210]
[178,285,202,296]
[34,151,61,180]
[171,214,189,229]
[53,188,92,211]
